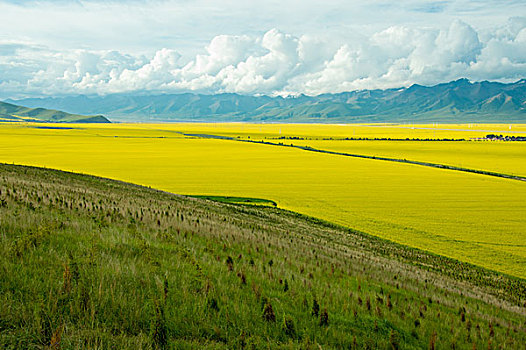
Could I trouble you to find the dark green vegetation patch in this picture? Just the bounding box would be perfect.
[0,163,525,349]
[188,195,277,207]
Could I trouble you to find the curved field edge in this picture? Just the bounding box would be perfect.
[1,163,525,349]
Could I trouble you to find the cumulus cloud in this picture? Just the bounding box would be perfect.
[1,17,525,99]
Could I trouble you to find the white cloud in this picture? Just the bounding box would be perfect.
[0,17,525,99]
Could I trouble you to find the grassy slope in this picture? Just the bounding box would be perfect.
[0,163,525,349]
[0,101,110,123]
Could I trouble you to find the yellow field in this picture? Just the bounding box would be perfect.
[174,122,526,140]
[1,122,526,278]
[288,140,526,177]
[176,123,526,176]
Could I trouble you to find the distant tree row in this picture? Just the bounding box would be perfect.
[485,134,526,141]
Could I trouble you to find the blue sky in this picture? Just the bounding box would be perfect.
[0,0,525,98]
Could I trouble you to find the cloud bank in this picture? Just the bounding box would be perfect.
[1,17,525,98]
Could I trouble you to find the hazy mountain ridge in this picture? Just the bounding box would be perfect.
[7,79,526,123]
[0,101,110,123]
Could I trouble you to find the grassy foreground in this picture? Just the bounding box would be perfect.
[0,163,525,349]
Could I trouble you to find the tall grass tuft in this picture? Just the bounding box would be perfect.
[320,308,329,326]
[150,298,168,349]
[282,316,296,338]
[312,297,320,317]
[262,301,276,322]
[389,330,400,349]
[49,324,64,350]
[62,263,72,294]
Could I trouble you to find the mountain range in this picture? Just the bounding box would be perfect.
[6,79,526,123]
[0,101,110,123]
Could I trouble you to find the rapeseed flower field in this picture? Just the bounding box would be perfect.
[1,122,525,277]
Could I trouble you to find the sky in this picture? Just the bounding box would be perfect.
[0,0,525,98]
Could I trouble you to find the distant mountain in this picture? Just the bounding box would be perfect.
[8,79,526,123]
[0,101,110,123]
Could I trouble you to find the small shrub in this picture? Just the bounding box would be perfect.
[263,302,276,322]
[163,277,169,301]
[282,316,296,337]
[150,299,168,349]
[489,321,495,337]
[376,306,382,317]
[49,324,63,350]
[237,271,247,285]
[252,283,262,300]
[312,297,320,317]
[411,329,419,339]
[429,331,437,350]
[387,294,393,310]
[207,298,219,312]
[320,308,329,326]
[62,263,72,294]
[389,330,400,350]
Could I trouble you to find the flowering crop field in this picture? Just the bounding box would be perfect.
[1,122,525,278]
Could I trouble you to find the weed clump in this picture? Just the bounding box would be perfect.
[150,299,168,349]
[207,298,219,312]
[312,297,320,317]
[320,309,329,326]
[282,316,296,337]
[62,263,72,294]
[262,301,276,322]
[429,331,437,350]
[389,330,400,350]
[237,271,247,285]
[387,294,393,310]
[49,324,64,350]
[226,256,234,271]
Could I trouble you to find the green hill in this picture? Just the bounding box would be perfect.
[0,101,110,123]
[0,163,525,349]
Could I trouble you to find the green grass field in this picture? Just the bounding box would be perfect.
[1,163,525,349]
